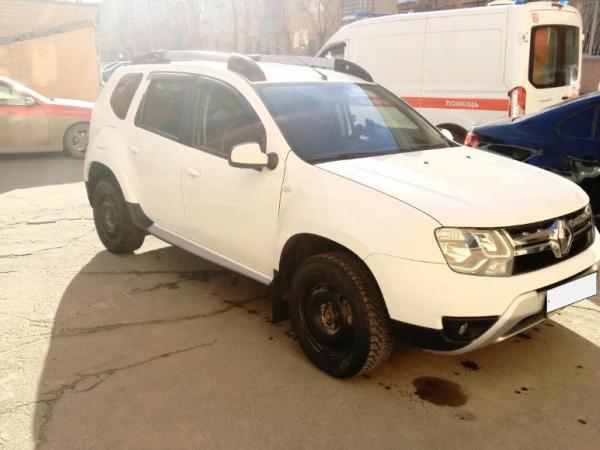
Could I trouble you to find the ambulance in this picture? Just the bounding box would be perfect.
[318,0,583,142]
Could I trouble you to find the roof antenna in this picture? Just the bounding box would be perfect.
[265,44,328,81]
[292,55,327,81]
[292,55,328,81]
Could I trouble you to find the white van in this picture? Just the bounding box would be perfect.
[318,0,583,141]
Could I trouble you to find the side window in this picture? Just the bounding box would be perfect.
[0,82,26,106]
[319,42,346,59]
[560,107,595,140]
[194,79,265,157]
[135,75,194,141]
[110,73,143,119]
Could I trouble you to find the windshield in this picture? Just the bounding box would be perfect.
[529,25,579,89]
[256,82,450,163]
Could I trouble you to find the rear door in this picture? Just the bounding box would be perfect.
[558,105,599,161]
[0,80,49,151]
[127,73,196,232]
[525,7,582,113]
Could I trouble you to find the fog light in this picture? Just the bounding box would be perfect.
[442,316,498,343]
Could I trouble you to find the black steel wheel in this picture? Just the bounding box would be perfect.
[289,251,393,378]
[92,179,145,254]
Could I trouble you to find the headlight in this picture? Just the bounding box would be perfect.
[435,228,514,276]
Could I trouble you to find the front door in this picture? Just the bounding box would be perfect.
[180,77,284,280]
[0,81,49,151]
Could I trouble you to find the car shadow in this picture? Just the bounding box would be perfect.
[31,246,600,448]
[0,153,83,194]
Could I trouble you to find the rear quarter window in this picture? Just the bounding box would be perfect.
[110,73,143,120]
[559,107,596,140]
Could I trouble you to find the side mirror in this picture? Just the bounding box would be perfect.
[229,143,269,170]
[23,96,37,107]
[439,128,454,142]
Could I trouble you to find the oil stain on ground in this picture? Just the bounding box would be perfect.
[413,377,467,407]
[461,360,480,371]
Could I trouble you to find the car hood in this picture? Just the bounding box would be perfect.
[49,98,94,109]
[316,147,588,227]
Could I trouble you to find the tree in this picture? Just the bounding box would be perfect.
[300,0,343,48]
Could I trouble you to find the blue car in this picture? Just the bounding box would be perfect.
[466,91,600,211]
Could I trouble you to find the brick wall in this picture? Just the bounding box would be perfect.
[0,0,100,101]
[0,0,98,36]
[0,27,100,101]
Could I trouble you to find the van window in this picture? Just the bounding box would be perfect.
[194,79,265,157]
[320,42,346,59]
[110,73,142,119]
[560,107,595,139]
[529,26,579,89]
[135,75,195,141]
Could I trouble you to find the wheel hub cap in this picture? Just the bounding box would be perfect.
[302,282,355,358]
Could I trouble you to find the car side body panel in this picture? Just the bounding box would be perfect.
[471,92,600,194]
[276,151,445,265]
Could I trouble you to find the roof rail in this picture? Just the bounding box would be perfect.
[130,50,373,83]
[131,50,266,82]
[249,55,373,82]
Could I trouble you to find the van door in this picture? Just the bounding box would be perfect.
[524,10,581,114]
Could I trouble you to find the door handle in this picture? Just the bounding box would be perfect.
[562,96,569,100]
[183,166,201,178]
[128,145,140,154]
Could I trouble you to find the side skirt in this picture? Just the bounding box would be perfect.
[148,223,273,286]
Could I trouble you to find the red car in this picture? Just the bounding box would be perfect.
[0,76,93,158]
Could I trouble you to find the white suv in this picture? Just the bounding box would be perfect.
[85,51,600,377]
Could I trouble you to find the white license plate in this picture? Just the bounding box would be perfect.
[546,273,597,313]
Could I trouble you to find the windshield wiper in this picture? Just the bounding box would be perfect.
[311,150,398,164]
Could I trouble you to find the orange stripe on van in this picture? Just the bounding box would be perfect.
[402,96,509,112]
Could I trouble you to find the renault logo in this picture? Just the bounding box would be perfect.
[548,219,573,258]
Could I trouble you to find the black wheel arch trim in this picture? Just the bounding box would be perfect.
[126,201,153,230]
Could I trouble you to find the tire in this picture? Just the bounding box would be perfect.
[92,179,145,254]
[63,122,89,159]
[289,251,393,378]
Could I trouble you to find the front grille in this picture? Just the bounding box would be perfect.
[505,206,595,275]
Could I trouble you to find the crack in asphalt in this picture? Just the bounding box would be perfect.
[0,217,93,229]
[79,270,226,276]
[33,340,217,449]
[52,294,267,338]
[571,305,600,314]
[0,233,91,258]
[126,270,230,294]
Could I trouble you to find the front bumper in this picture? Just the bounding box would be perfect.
[364,230,600,353]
